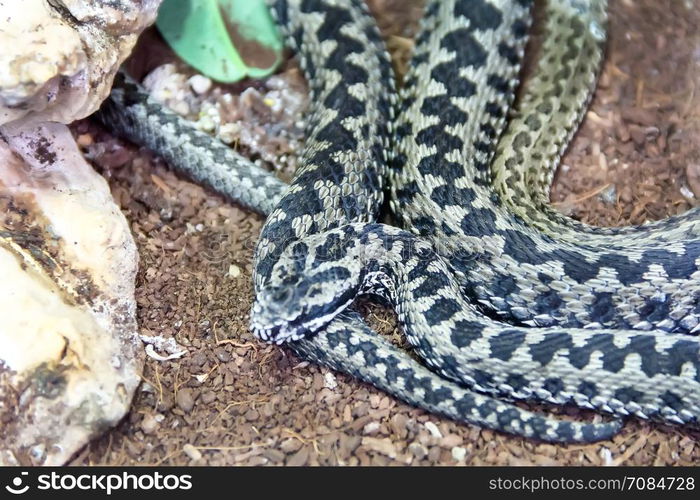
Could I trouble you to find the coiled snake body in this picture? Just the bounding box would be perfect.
[98,0,700,442]
[252,0,700,426]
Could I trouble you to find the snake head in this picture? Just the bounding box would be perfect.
[250,230,363,344]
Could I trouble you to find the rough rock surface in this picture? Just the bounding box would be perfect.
[0,122,142,465]
[0,0,161,127]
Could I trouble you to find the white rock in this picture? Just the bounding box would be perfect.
[141,414,159,434]
[183,444,203,461]
[143,64,191,114]
[424,421,443,439]
[323,372,338,390]
[188,75,212,95]
[0,122,141,465]
[0,0,162,127]
[363,422,381,435]
[451,446,467,462]
[227,264,241,278]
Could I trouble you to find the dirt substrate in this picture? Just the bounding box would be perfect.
[72,0,700,465]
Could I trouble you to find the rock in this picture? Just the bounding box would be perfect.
[201,391,217,405]
[0,122,141,465]
[279,438,303,454]
[140,414,159,434]
[323,371,338,390]
[338,434,362,456]
[361,437,398,459]
[686,163,700,198]
[0,0,161,127]
[227,264,241,278]
[214,347,231,362]
[176,388,196,413]
[389,414,408,439]
[408,442,428,460]
[451,446,467,462]
[262,448,285,463]
[441,434,463,448]
[182,444,202,462]
[287,446,309,466]
[424,421,443,439]
[363,422,381,435]
[629,124,648,146]
[188,75,212,95]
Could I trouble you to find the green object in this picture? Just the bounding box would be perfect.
[156,0,283,83]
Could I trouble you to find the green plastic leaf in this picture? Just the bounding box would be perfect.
[156,0,283,83]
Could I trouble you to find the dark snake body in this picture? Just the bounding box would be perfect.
[252,0,700,428]
[390,0,700,334]
[98,0,624,442]
[97,0,700,440]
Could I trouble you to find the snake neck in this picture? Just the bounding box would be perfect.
[254,0,397,290]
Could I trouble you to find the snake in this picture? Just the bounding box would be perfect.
[250,0,700,427]
[389,0,700,334]
[489,1,700,246]
[97,0,627,442]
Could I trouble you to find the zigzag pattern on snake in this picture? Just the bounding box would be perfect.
[252,0,700,426]
[98,0,624,442]
[98,0,700,438]
[390,0,700,334]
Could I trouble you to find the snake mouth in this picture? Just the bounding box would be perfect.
[251,306,347,344]
[249,303,327,344]
[250,288,358,344]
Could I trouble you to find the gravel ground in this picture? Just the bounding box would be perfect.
[71,0,700,465]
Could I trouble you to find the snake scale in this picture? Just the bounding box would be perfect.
[96,0,700,442]
[252,0,700,425]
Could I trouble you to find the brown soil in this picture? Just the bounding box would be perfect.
[72,0,700,465]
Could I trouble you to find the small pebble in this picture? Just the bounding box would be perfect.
[408,442,428,460]
[324,372,338,389]
[685,163,700,198]
[170,100,190,116]
[451,446,467,462]
[176,388,196,413]
[228,264,241,278]
[183,444,202,461]
[201,391,217,404]
[219,123,241,144]
[196,114,217,133]
[441,434,463,448]
[214,347,231,362]
[140,413,159,434]
[424,421,443,439]
[262,448,286,463]
[363,422,381,435]
[188,74,212,95]
[339,434,362,455]
[600,185,617,204]
[77,134,93,147]
[287,446,309,466]
[280,438,303,454]
[157,393,175,412]
[361,437,398,459]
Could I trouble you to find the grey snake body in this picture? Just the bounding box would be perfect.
[98,0,700,442]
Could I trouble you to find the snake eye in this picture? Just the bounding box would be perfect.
[271,287,293,304]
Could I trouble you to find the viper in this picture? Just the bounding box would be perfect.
[250,0,700,428]
[98,0,699,441]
